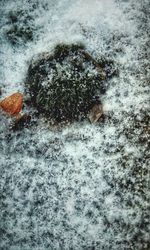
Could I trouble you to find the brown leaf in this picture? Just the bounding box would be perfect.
[88,104,103,123]
[0,92,23,116]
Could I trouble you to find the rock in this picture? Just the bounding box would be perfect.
[25,43,108,123]
[88,103,103,123]
[0,92,23,117]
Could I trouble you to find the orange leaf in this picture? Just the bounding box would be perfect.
[0,92,23,116]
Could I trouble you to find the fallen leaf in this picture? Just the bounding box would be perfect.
[88,104,103,123]
[0,92,23,117]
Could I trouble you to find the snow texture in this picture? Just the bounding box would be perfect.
[0,0,149,249]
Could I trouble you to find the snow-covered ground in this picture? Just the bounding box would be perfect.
[0,0,149,249]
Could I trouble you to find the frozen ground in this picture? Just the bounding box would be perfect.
[0,0,149,249]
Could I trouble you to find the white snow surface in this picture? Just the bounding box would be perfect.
[0,0,149,249]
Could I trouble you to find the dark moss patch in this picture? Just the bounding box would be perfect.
[6,10,34,45]
[10,114,32,131]
[25,43,116,123]
[6,25,33,45]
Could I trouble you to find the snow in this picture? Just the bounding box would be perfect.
[0,0,149,249]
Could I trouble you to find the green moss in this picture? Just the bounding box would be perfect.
[25,43,110,122]
[6,10,34,45]
[6,25,33,44]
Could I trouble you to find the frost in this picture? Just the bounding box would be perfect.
[0,0,149,250]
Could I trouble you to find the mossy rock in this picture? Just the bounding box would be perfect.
[25,43,111,122]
